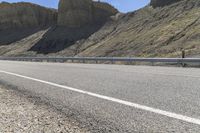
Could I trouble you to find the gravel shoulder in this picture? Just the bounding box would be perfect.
[0,86,89,133]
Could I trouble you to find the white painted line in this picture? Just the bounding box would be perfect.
[1,70,200,126]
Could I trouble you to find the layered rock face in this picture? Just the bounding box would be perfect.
[150,0,182,7]
[0,2,57,30]
[2,0,200,58]
[29,0,118,53]
[93,2,118,24]
[57,0,118,27]
[58,0,93,27]
[0,0,118,29]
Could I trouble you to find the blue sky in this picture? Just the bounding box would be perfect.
[0,0,150,13]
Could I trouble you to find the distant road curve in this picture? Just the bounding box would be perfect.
[0,61,200,132]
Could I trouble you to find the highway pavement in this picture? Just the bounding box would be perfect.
[0,61,200,132]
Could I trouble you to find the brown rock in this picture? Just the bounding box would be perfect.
[57,0,118,27]
[57,0,93,27]
[93,1,118,24]
[0,2,57,30]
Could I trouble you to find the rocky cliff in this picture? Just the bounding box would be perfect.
[57,0,93,27]
[93,2,118,24]
[0,0,118,51]
[0,2,57,30]
[2,0,200,58]
[29,0,118,53]
[57,0,118,27]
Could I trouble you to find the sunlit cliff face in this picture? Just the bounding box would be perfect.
[57,0,118,28]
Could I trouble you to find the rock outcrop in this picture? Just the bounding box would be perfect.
[93,2,118,24]
[57,0,118,27]
[0,2,57,30]
[2,0,200,57]
[150,0,182,7]
[57,0,93,27]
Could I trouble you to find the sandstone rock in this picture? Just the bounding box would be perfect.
[0,2,57,30]
[150,0,182,7]
[57,0,118,27]
[57,0,93,27]
[93,2,118,24]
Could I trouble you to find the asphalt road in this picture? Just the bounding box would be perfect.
[1,61,200,132]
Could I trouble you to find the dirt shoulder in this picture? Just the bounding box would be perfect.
[0,86,89,133]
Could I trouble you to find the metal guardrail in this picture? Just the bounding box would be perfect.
[0,57,200,65]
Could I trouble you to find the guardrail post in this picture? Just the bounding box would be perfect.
[182,50,186,67]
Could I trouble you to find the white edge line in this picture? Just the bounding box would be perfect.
[0,70,200,126]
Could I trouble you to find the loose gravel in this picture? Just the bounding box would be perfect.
[0,86,89,133]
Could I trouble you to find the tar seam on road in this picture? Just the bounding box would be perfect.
[1,70,200,126]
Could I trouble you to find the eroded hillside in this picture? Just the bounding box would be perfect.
[52,0,200,57]
[1,0,200,57]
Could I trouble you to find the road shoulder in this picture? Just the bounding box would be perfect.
[0,85,89,133]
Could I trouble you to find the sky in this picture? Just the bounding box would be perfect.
[0,0,150,13]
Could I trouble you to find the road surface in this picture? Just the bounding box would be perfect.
[0,60,200,132]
